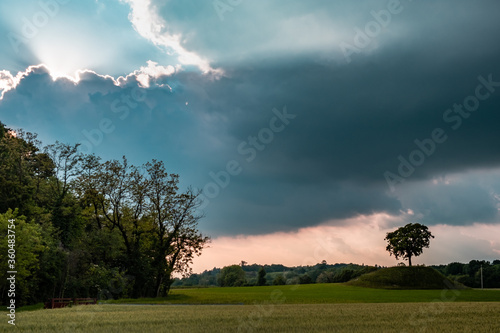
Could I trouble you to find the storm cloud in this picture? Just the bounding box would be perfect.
[1,0,500,236]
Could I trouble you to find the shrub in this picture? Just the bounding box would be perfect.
[273,275,286,285]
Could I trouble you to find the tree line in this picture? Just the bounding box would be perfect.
[173,262,383,287]
[432,260,500,288]
[174,259,500,289]
[0,122,208,306]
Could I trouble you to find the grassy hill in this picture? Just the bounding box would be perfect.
[347,266,466,289]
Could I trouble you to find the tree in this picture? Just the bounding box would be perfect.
[44,141,83,248]
[316,271,335,283]
[0,210,47,305]
[446,262,465,276]
[0,121,210,304]
[299,274,313,284]
[257,267,266,286]
[273,274,286,285]
[0,126,42,218]
[144,160,209,296]
[74,157,209,297]
[384,223,434,266]
[333,269,354,283]
[217,265,246,287]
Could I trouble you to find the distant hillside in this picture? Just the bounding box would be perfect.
[347,266,466,289]
[174,260,500,289]
[172,262,381,287]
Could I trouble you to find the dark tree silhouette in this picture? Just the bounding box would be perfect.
[257,267,266,286]
[385,223,434,266]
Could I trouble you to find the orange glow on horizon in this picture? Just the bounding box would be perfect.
[191,216,500,274]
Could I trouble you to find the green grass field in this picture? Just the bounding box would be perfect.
[4,284,500,332]
[10,302,500,332]
[108,283,500,305]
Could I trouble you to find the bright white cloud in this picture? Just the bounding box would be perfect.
[0,66,46,100]
[121,0,222,75]
[0,65,102,100]
[0,61,179,100]
[0,71,16,99]
[130,60,176,88]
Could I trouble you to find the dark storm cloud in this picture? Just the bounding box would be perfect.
[0,66,198,172]
[398,178,500,226]
[171,1,500,233]
[181,51,500,183]
[1,0,500,235]
[176,47,500,234]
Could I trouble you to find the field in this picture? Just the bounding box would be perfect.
[116,283,500,304]
[11,303,500,333]
[6,284,500,332]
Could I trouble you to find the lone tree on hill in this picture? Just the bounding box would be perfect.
[384,223,434,266]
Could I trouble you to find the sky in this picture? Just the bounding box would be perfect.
[1,0,500,273]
